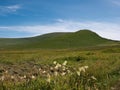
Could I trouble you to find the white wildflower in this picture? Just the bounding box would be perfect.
[57,63,61,67]
[42,70,46,74]
[5,70,8,74]
[54,71,58,76]
[39,68,42,71]
[31,75,35,79]
[67,70,71,73]
[61,72,66,76]
[84,66,89,69]
[55,63,61,69]
[46,74,51,83]
[0,76,5,81]
[91,76,97,80]
[63,61,67,66]
[55,65,59,70]
[78,66,88,72]
[11,76,14,79]
[23,75,26,79]
[50,67,54,70]
[79,67,85,72]
[76,71,80,76]
[62,66,66,71]
[53,61,57,65]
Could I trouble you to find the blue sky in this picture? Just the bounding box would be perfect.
[0,0,120,40]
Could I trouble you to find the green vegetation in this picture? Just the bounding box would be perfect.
[0,30,119,49]
[0,30,120,90]
[0,46,120,90]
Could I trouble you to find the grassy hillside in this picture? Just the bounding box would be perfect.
[0,30,120,90]
[0,30,119,49]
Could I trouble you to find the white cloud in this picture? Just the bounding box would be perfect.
[110,0,120,6]
[0,20,120,40]
[0,5,21,15]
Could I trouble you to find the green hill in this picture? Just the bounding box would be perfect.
[0,30,119,50]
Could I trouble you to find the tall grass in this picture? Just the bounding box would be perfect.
[0,47,120,90]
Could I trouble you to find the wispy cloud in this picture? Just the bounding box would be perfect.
[0,5,21,15]
[0,19,120,40]
[110,0,120,6]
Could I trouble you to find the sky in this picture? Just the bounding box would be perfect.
[0,0,120,40]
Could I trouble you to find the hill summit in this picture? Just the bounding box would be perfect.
[0,30,117,49]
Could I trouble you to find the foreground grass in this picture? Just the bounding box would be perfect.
[0,46,120,90]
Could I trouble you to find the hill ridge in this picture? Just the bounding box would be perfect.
[0,29,119,49]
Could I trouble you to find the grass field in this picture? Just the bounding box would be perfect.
[0,45,120,90]
[0,30,120,90]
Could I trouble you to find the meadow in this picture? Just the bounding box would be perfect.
[0,45,120,90]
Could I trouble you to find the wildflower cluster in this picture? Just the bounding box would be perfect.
[74,65,98,90]
[0,61,98,90]
[52,60,71,76]
[76,66,89,76]
[0,61,70,83]
[45,61,71,83]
